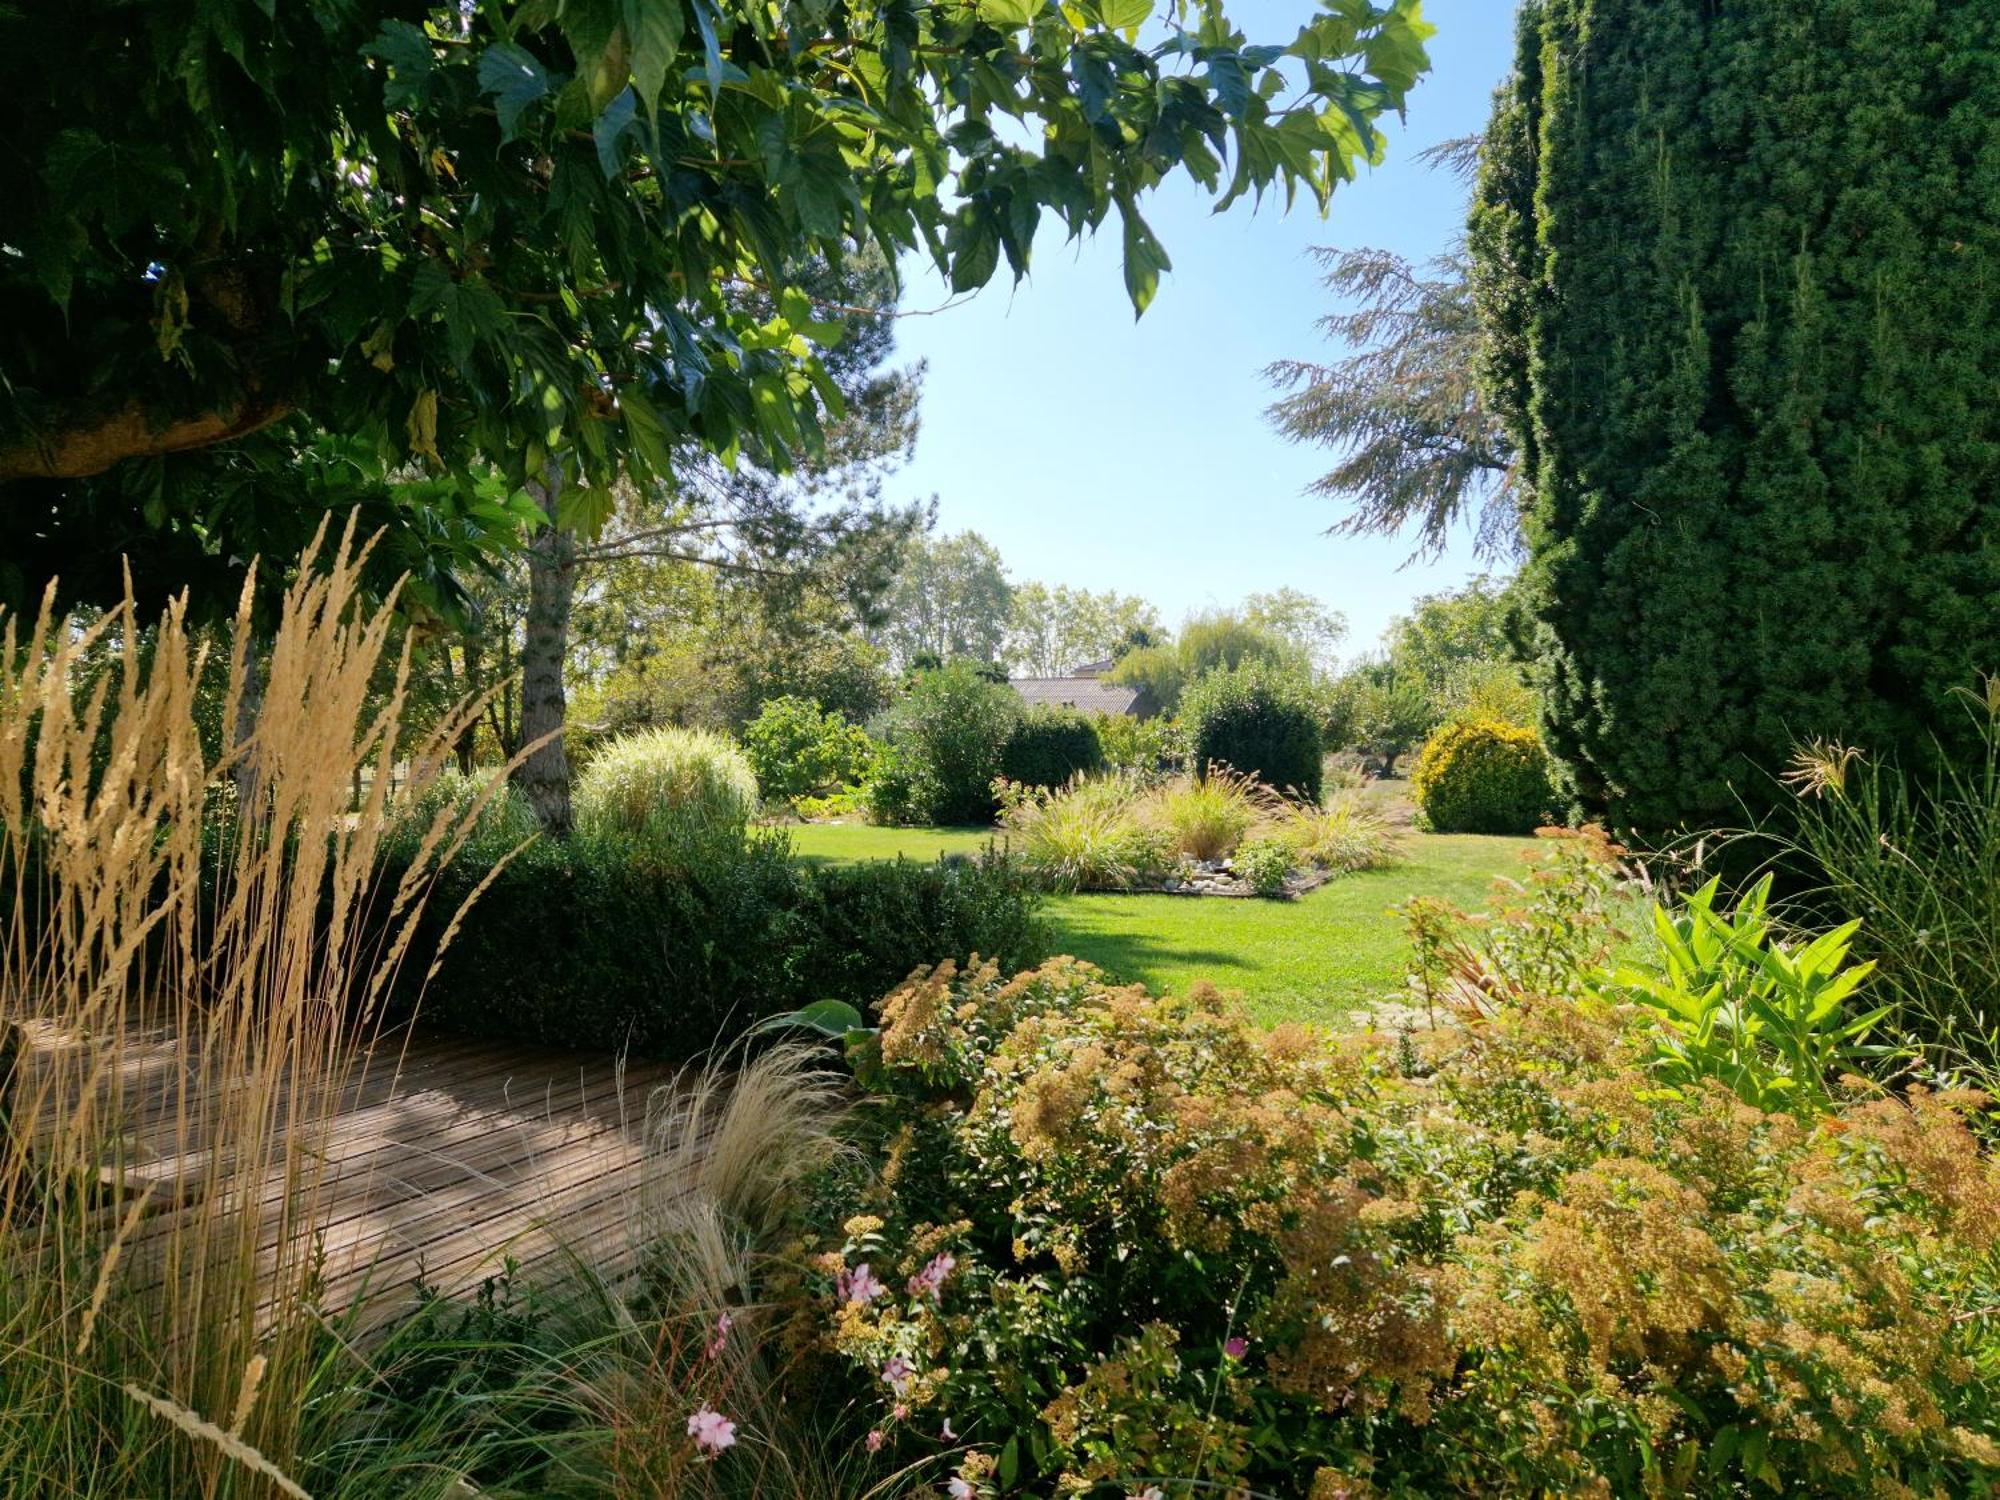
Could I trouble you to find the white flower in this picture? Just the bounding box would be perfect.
[948,1480,976,1500]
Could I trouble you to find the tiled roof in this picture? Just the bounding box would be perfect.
[1009,676,1146,717]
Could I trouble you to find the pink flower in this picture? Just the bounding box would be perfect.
[686,1405,736,1456]
[881,1356,913,1394]
[838,1263,887,1305]
[865,1429,884,1453]
[948,1480,976,1500]
[907,1252,957,1302]
[705,1311,734,1359]
[940,1415,958,1442]
[892,1402,910,1420]
[1131,1489,1166,1500]
[1223,1336,1249,1361]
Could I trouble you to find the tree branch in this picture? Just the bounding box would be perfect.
[0,396,294,482]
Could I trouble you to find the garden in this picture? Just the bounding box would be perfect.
[4,0,2000,1497]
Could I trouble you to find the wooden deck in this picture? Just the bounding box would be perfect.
[10,1024,694,1328]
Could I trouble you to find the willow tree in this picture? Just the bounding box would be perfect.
[1474,0,2000,833]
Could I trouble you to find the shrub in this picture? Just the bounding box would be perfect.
[862,744,917,826]
[1411,716,1555,834]
[375,830,1047,1057]
[1182,661,1323,801]
[574,726,760,838]
[804,958,2000,1497]
[1092,711,1186,774]
[999,707,1104,790]
[877,663,1021,825]
[742,695,876,805]
[996,774,1168,893]
[387,765,542,853]
[1234,837,1294,897]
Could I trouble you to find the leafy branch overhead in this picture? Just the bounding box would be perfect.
[0,0,1434,517]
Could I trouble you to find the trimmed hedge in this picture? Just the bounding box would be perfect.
[1000,706,1105,790]
[373,827,1047,1057]
[1412,716,1556,834]
[1182,661,1323,801]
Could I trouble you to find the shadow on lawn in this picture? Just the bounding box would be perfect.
[1042,922,1255,982]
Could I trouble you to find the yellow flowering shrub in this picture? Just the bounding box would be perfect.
[807,958,2000,1497]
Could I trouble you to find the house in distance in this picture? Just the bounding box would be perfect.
[1007,659,1157,719]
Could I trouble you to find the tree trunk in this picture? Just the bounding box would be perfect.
[232,634,265,811]
[515,511,577,837]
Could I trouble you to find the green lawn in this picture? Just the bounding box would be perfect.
[783,820,1539,1026]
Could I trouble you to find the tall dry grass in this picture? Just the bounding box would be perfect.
[0,523,505,1497]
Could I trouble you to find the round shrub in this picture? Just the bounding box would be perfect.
[1182,661,1323,801]
[742,695,876,805]
[1000,707,1105,790]
[1412,716,1555,834]
[573,725,759,838]
[880,662,1021,826]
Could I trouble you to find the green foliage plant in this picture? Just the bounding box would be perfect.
[1764,705,2000,1089]
[1601,876,1894,1117]
[1148,766,1270,861]
[574,725,760,838]
[878,662,1021,825]
[742,695,877,807]
[1411,716,1554,834]
[805,956,2000,1496]
[1182,660,1324,801]
[1472,0,2000,832]
[0,0,1436,606]
[999,707,1106,790]
[1277,791,1403,875]
[1092,712,1187,774]
[1234,837,1295,897]
[995,774,1168,894]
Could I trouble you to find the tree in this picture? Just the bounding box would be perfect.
[1005,583,1162,677]
[1,0,1435,611]
[1242,587,1346,672]
[876,531,1014,670]
[1107,607,1300,712]
[1472,0,2000,832]
[1267,141,1517,562]
[512,249,922,830]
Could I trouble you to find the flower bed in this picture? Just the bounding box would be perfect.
[995,770,1400,897]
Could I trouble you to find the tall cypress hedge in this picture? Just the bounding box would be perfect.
[1472,0,2000,833]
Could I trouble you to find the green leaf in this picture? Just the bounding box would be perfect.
[364,21,436,109]
[479,42,554,139]
[623,0,686,106]
[976,0,1042,25]
[1091,0,1151,31]
[748,999,871,1039]
[556,483,618,536]
[1119,199,1170,315]
[594,87,641,177]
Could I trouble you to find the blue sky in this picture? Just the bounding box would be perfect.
[883,0,1518,658]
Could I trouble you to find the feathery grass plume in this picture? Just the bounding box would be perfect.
[1278,790,1404,874]
[1144,767,1278,862]
[0,520,506,1496]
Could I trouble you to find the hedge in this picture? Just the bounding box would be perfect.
[371,828,1047,1057]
